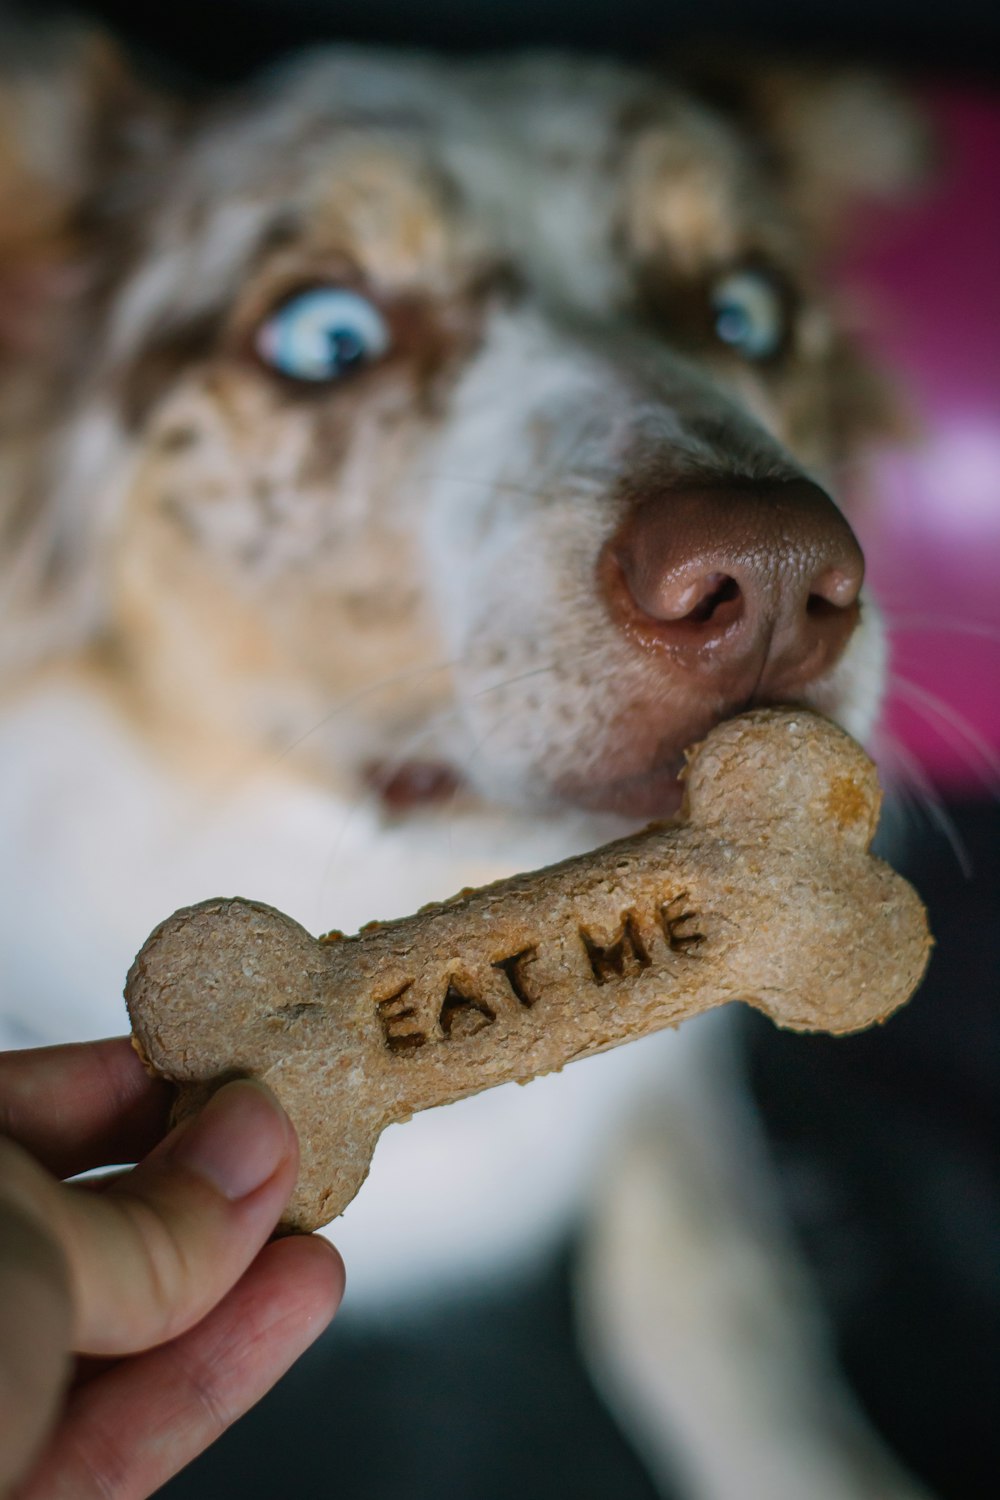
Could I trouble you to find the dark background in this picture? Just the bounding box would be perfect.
[20,0,1000,83]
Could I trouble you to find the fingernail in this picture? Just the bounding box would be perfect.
[171,1080,293,1200]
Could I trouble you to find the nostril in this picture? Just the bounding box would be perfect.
[686,572,741,624]
[617,543,747,630]
[805,591,858,627]
[806,593,842,622]
[809,563,864,611]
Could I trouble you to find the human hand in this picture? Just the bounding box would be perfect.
[0,1037,345,1499]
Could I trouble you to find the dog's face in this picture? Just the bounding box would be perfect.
[3,47,920,821]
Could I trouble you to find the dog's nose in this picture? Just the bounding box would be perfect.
[603,478,864,698]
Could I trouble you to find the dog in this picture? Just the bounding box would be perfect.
[0,28,931,1497]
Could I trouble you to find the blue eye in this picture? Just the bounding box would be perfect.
[710,269,786,361]
[255,287,390,383]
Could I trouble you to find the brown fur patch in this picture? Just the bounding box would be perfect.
[118,311,227,430]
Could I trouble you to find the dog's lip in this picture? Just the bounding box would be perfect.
[364,754,685,821]
[365,760,464,810]
[555,757,687,819]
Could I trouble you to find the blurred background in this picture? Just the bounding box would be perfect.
[17,0,1000,80]
[13,1,1000,1495]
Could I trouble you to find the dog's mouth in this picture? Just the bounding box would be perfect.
[365,753,688,820]
[553,756,688,819]
[365,759,465,811]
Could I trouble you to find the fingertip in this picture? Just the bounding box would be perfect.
[308,1233,347,1312]
[260,1233,347,1329]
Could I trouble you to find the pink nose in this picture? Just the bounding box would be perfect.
[603,479,865,699]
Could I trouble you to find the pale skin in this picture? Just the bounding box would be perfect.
[0,1038,345,1499]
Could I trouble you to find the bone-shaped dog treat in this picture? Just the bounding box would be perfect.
[126,709,931,1232]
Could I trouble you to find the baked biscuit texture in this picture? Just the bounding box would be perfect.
[126,709,932,1232]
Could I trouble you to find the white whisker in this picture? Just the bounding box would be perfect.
[887,613,1000,647]
[272,658,458,764]
[891,674,1000,801]
[417,470,561,503]
[877,729,974,879]
[472,662,559,698]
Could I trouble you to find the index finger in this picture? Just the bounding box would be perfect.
[0,1039,173,1178]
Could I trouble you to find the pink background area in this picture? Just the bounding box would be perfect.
[840,89,1000,793]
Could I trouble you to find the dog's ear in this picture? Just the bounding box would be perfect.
[764,67,928,451]
[677,57,930,456]
[0,26,176,360]
[753,64,930,245]
[681,55,932,250]
[0,28,86,356]
[0,27,181,677]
